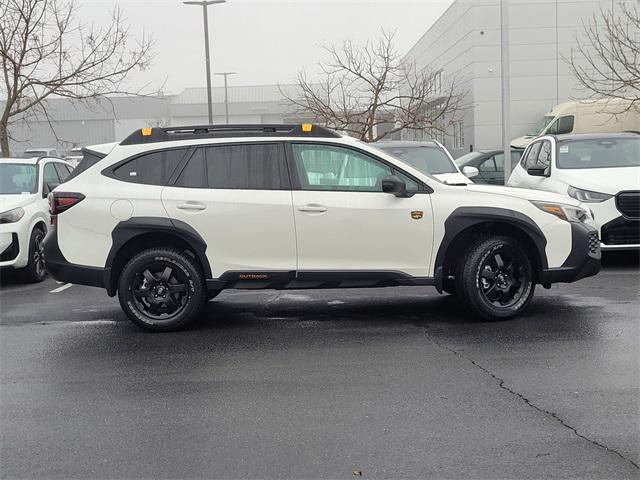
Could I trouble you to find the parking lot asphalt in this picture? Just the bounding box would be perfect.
[1,253,639,479]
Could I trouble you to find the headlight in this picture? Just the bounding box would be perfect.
[531,201,588,223]
[0,207,25,224]
[567,186,612,203]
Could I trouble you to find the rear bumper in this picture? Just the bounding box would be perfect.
[540,222,601,284]
[43,226,106,288]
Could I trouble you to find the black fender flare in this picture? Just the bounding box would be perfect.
[433,207,549,291]
[104,217,212,295]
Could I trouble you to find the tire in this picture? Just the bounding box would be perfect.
[18,226,47,283]
[456,235,535,321]
[117,247,206,332]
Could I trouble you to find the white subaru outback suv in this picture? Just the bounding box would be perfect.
[1,156,74,282]
[44,124,601,331]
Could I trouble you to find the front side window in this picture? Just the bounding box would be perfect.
[548,115,575,135]
[43,163,60,190]
[479,157,497,172]
[0,164,37,194]
[113,148,187,186]
[556,137,640,169]
[537,140,552,168]
[293,143,394,192]
[523,142,542,170]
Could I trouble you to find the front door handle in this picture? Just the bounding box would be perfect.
[176,201,206,211]
[298,204,327,213]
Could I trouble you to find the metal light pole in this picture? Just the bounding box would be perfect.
[183,0,226,124]
[500,0,511,185]
[214,71,236,124]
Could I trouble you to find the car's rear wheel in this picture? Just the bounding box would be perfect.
[118,248,206,332]
[18,226,47,283]
[457,235,535,320]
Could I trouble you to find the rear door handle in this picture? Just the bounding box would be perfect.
[176,201,207,211]
[298,204,327,213]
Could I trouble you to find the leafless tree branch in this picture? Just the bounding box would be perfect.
[280,29,466,142]
[565,1,640,114]
[0,0,157,155]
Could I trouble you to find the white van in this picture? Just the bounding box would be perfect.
[511,99,639,149]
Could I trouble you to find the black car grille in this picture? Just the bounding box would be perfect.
[0,233,19,261]
[587,231,600,255]
[616,191,640,219]
[601,219,640,246]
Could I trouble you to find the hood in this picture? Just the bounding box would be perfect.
[0,193,38,212]
[511,135,534,149]
[464,183,581,206]
[555,167,640,195]
[434,172,473,185]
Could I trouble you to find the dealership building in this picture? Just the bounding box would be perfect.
[402,0,636,157]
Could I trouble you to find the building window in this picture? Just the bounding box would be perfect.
[453,121,464,149]
[432,70,443,96]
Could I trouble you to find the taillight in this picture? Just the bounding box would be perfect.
[49,192,85,225]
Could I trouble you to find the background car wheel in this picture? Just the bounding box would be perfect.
[18,226,47,283]
[456,235,535,321]
[118,247,206,332]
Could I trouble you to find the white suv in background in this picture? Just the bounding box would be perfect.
[0,157,74,282]
[45,124,601,331]
[508,133,639,250]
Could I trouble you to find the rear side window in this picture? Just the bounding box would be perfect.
[54,163,72,182]
[113,148,187,186]
[175,143,288,190]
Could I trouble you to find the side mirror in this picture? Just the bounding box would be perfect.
[527,166,550,177]
[462,166,479,178]
[382,175,411,197]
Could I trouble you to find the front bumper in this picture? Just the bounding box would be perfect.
[43,226,106,288]
[600,216,640,250]
[0,220,31,269]
[540,222,601,284]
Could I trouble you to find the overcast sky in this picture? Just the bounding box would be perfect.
[77,0,454,94]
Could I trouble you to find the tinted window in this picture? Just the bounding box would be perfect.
[557,137,640,169]
[113,148,186,185]
[175,148,207,188]
[523,142,542,169]
[376,145,457,174]
[537,141,552,168]
[54,163,72,182]
[293,143,391,192]
[201,143,288,190]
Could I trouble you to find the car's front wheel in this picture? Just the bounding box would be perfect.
[118,248,206,332]
[19,226,47,283]
[457,235,535,320]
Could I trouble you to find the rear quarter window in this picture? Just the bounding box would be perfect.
[113,148,188,186]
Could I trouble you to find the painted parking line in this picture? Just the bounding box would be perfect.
[50,283,73,293]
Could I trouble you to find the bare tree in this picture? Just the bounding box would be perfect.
[567,1,640,113]
[0,0,156,156]
[280,30,465,142]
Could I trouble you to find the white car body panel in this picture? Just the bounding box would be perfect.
[52,133,593,279]
[0,157,73,269]
[508,135,639,249]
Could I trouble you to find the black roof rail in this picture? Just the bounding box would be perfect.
[120,124,342,145]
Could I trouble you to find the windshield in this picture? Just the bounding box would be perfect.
[376,145,457,174]
[527,116,555,136]
[557,138,640,169]
[0,164,38,194]
[454,151,485,167]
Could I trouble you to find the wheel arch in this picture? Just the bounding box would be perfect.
[104,217,211,296]
[434,207,548,292]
